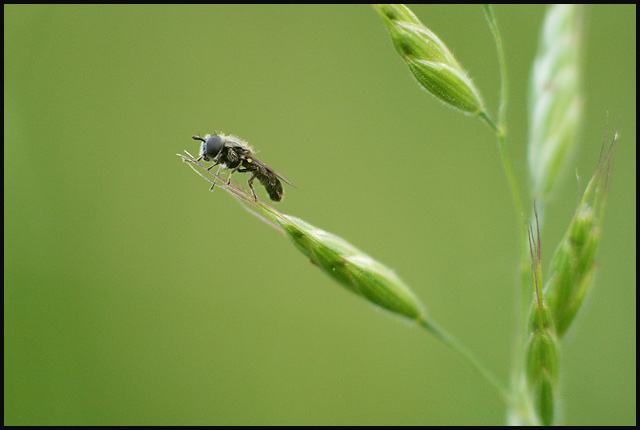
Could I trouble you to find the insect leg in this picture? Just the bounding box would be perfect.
[206,159,220,171]
[209,164,222,191]
[247,171,259,201]
[227,162,245,185]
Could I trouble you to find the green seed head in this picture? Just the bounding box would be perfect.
[521,215,560,426]
[528,4,585,203]
[544,204,599,338]
[542,121,615,338]
[279,215,426,322]
[525,301,560,426]
[374,3,421,25]
[373,4,485,115]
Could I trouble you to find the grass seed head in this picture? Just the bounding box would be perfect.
[544,204,599,338]
[525,301,560,426]
[279,215,426,322]
[528,4,585,203]
[373,4,486,116]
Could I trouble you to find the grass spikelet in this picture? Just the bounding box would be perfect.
[524,325,559,426]
[523,214,559,426]
[543,123,617,338]
[373,4,488,119]
[528,4,585,214]
[279,215,426,321]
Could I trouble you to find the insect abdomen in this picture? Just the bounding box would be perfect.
[258,172,284,201]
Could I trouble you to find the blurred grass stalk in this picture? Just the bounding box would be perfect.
[519,3,585,339]
[528,4,585,226]
[521,216,560,426]
[513,126,614,425]
[509,5,612,426]
[371,3,605,425]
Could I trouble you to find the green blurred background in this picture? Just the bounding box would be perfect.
[4,5,635,425]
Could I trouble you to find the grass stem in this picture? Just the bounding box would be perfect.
[418,317,510,403]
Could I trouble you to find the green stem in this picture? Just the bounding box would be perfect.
[483,5,508,135]
[483,5,525,222]
[418,317,510,403]
[496,133,526,222]
[484,4,531,399]
[478,111,500,134]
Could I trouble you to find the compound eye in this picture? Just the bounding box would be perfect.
[203,135,224,158]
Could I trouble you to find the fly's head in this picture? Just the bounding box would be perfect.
[192,134,225,162]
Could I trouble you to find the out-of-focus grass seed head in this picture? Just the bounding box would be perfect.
[524,285,560,425]
[528,4,585,205]
[544,193,600,338]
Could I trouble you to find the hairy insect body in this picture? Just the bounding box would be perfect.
[220,145,284,201]
[215,142,246,168]
[192,133,294,202]
[256,165,284,201]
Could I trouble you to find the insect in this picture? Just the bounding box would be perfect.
[192,133,295,202]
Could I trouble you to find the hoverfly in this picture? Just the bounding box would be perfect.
[192,133,295,202]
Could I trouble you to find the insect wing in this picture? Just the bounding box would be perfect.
[249,156,296,188]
